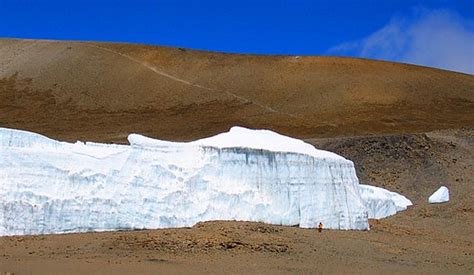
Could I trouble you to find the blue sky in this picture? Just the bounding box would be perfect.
[0,0,473,73]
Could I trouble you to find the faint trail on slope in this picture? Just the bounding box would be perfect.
[85,43,296,118]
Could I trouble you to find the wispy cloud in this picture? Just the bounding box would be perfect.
[328,9,474,74]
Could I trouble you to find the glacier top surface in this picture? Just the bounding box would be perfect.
[1,126,347,161]
[128,126,347,161]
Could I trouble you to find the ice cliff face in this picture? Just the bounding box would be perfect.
[0,127,409,236]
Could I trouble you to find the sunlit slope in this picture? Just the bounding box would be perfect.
[1,38,473,142]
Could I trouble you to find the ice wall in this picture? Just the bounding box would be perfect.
[0,126,406,236]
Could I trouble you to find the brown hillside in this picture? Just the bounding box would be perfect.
[0,38,473,143]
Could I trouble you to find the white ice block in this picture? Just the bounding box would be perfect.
[428,186,449,203]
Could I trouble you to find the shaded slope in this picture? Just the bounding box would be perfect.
[0,38,473,143]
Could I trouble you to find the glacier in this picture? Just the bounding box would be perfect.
[0,126,410,236]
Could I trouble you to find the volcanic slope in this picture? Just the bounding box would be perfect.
[0,38,473,143]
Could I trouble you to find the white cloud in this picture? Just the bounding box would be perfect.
[328,9,474,74]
